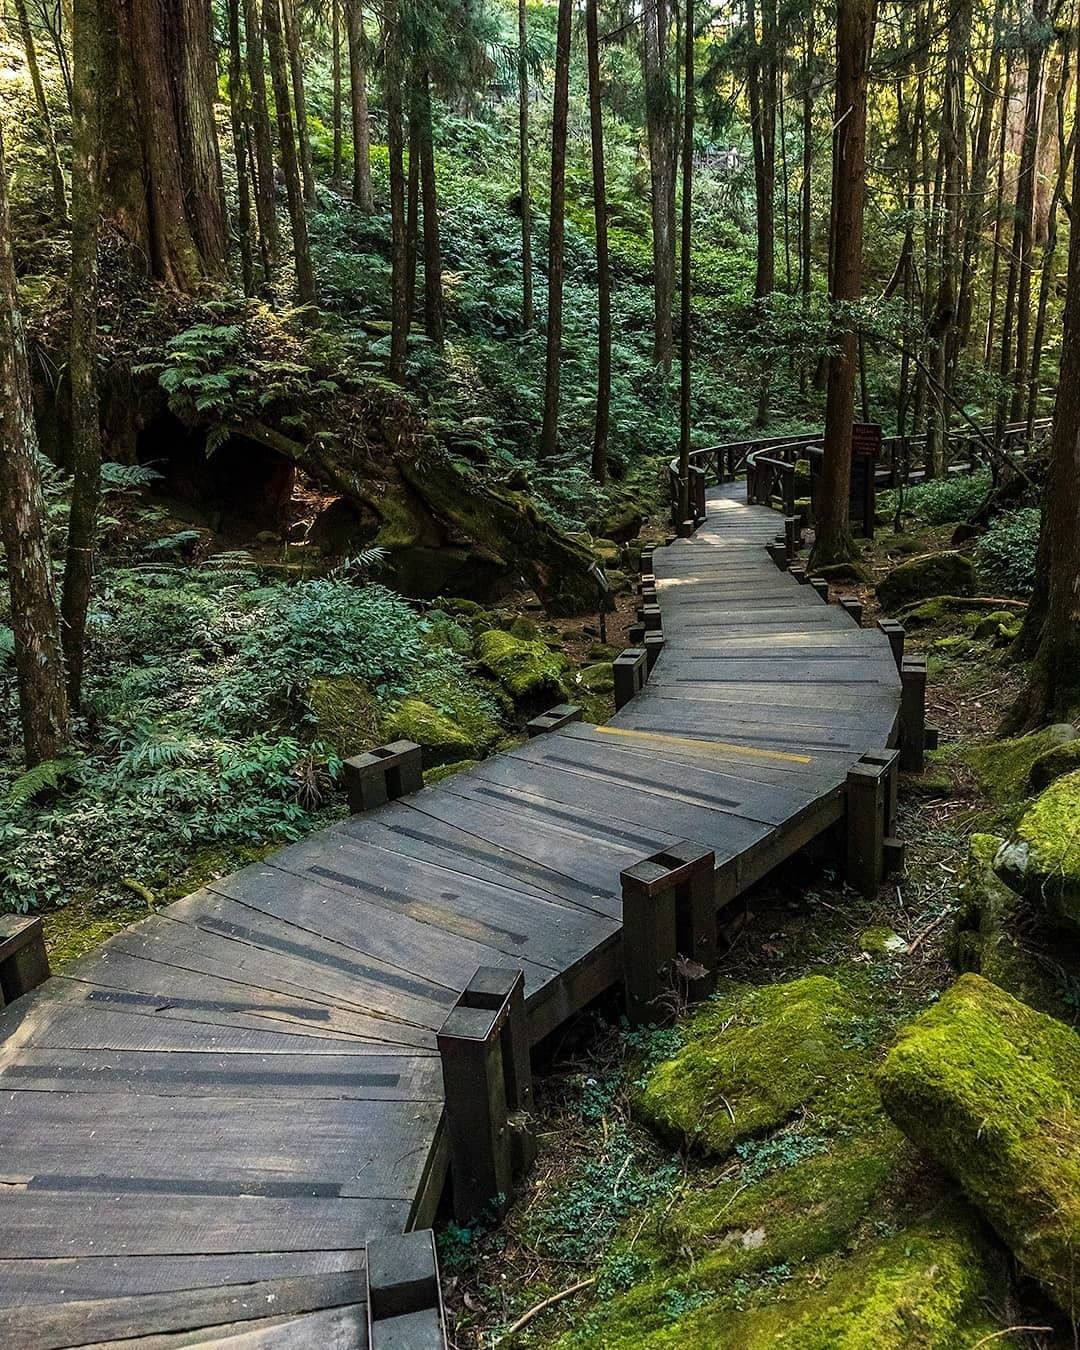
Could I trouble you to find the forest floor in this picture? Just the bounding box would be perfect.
[437,514,1073,1350]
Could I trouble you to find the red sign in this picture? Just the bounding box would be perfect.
[852,422,882,459]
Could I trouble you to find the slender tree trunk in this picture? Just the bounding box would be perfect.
[406,99,420,324]
[13,0,67,221]
[280,0,316,207]
[958,0,1003,355]
[1005,69,1080,730]
[0,119,70,764]
[676,0,694,516]
[347,0,373,211]
[811,0,876,568]
[985,49,1012,369]
[244,0,278,269]
[332,0,343,189]
[799,4,814,395]
[384,0,408,381]
[419,70,443,349]
[1008,7,1048,425]
[586,0,610,483]
[643,0,676,374]
[226,0,255,296]
[264,0,317,309]
[60,0,101,713]
[517,0,533,329]
[539,0,573,460]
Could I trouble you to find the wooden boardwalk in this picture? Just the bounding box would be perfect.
[0,485,901,1348]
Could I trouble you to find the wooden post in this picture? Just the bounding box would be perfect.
[838,595,863,626]
[900,656,927,772]
[343,740,423,812]
[525,704,583,738]
[766,541,788,570]
[676,517,695,538]
[437,966,534,1224]
[640,546,654,573]
[636,603,662,634]
[784,515,800,559]
[845,754,888,897]
[877,618,906,670]
[628,621,646,645]
[859,749,903,873]
[366,1229,448,1350]
[0,916,49,1007]
[644,630,665,672]
[613,647,647,709]
[620,843,716,1024]
[636,573,656,595]
[809,576,829,601]
[789,564,809,584]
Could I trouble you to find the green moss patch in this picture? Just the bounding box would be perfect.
[877,973,1080,1309]
[963,724,1078,804]
[475,628,569,705]
[1029,739,1080,794]
[633,977,867,1157]
[995,767,1080,931]
[877,553,976,611]
[307,675,381,759]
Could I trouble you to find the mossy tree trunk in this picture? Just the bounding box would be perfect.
[538,0,573,461]
[517,0,533,329]
[13,0,67,222]
[643,0,675,377]
[0,119,70,764]
[281,0,316,207]
[264,0,318,311]
[676,0,693,514]
[347,0,373,211]
[226,0,256,297]
[419,70,444,351]
[384,0,409,382]
[586,0,610,484]
[243,0,279,270]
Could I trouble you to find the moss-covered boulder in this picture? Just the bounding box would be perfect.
[576,662,615,694]
[963,723,1078,803]
[877,973,1080,1309]
[973,608,1022,644]
[876,552,976,611]
[995,768,1080,931]
[383,699,480,765]
[307,675,381,758]
[1028,738,1080,794]
[634,977,865,1156]
[475,629,569,706]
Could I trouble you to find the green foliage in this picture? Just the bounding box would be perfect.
[974,508,1041,594]
[881,471,992,525]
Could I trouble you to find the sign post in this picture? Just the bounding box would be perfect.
[850,422,881,540]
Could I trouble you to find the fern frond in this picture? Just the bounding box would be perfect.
[6,756,83,808]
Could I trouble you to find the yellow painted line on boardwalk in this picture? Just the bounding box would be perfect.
[594,724,813,764]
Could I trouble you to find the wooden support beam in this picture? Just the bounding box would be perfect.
[644,630,665,672]
[877,618,906,670]
[639,585,658,608]
[636,603,663,634]
[636,573,656,595]
[366,1229,448,1350]
[620,842,717,1025]
[0,916,49,1007]
[900,656,927,772]
[613,647,648,709]
[343,740,423,813]
[809,577,829,602]
[437,966,535,1224]
[628,620,646,645]
[639,546,654,572]
[677,518,695,538]
[789,564,808,584]
[838,595,863,626]
[525,704,583,738]
[845,754,890,897]
[766,541,788,570]
[784,515,800,559]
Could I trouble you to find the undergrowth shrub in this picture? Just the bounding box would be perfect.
[974,508,1041,595]
[881,470,992,526]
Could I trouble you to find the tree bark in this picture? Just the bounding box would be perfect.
[226,0,255,296]
[384,0,408,381]
[406,97,420,324]
[586,0,610,483]
[985,48,1013,370]
[0,119,70,764]
[60,0,102,713]
[538,0,573,460]
[517,0,534,329]
[643,0,676,375]
[811,0,876,568]
[798,3,814,395]
[957,0,1003,357]
[13,0,67,221]
[347,0,373,211]
[332,0,343,188]
[419,70,444,349]
[244,0,279,269]
[264,0,317,310]
[676,0,693,515]
[281,0,316,207]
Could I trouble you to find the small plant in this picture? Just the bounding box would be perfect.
[880,470,992,526]
[974,508,1041,595]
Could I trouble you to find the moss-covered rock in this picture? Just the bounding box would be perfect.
[577,662,615,694]
[963,723,1078,803]
[307,675,381,758]
[995,768,1080,931]
[859,927,908,957]
[592,538,622,568]
[1028,738,1080,794]
[876,552,977,611]
[634,977,866,1156]
[383,698,480,765]
[508,615,540,640]
[475,628,569,706]
[973,608,1021,644]
[877,973,1080,1309]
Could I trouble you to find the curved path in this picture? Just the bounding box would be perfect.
[0,484,900,1348]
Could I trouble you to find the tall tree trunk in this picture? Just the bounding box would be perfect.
[264,0,317,309]
[13,0,67,221]
[406,99,420,324]
[985,48,1012,369]
[280,0,316,207]
[539,0,573,460]
[347,0,373,210]
[798,4,814,395]
[332,0,343,188]
[244,0,279,269]
[811,0,876,568]
[226,0,255,296]
[643,0,676,374]
[957,0,1004,357]
[586,0,610,483]
[98,0,228,290]
[1005,69,1080,730]
[384,0,408,381]
[0,119,70,765]
[419,70,443,349]
[61,0,102,713]
[1008,6,1048,425]
[517,0,534,328]
[676,0,694,516]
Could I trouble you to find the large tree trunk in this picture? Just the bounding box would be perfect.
[586,0,610,484]
[226,0,255,296]
[0,119,70,764]
[517,0,534,329]
[243,0,279,270]
[61,0,102,713]
[419,70,443,350]
[281,0,316,207]
[264,0,317,310]
[643,0,675,375]
[985,48,1013,370]
[957,0,1004,357]
[13,0,67,221]
[99,0,227,291]
[798,2,814,399]
[332,0,343,188]
[384,0,408,381]
[676,0,693,516]
[406,96,420,323]
[1004,69,1080,731]
[538,0,573,460]
[347,0,373,211]
[811,0,875,569]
